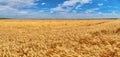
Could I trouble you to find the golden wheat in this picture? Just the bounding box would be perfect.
[0,20,120,57]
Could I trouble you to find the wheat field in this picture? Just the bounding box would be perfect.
[0,20,120,57]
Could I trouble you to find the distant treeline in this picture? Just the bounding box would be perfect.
[0,18,11,19]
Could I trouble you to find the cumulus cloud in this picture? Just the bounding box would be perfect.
[0,5,18,15]
[0,0,36,18]
[63,0,91,6]
[62,0,79,7]
[51,0,91,13]
[0,0,36,8]
[0,5,29,18]
[41,3,45,5]
[51,4,70,13]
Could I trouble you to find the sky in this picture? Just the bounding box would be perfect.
[0,0,120,19]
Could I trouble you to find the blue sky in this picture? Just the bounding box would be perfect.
[0,0,120,19]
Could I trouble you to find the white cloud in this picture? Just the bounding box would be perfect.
[0,5,30,18]
[63,0,91,7]
[0,0,36,17]
[62,0,79,6]
[98,12,102,14]
[39,10,44,13]
[85,8,99,13]
[98,3,103,6]
[41,3,46,5]
[51,4,70,13]
[19,11,28,15]
[50,11,54,13]
[51,0,91,13]
[0,5,18,14]
[111,11,118,15]
[0,0,36,8]
[75,5,82,9]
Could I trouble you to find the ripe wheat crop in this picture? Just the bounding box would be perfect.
[0,20,120,57]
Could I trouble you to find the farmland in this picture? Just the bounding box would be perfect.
[0,20,120,57]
